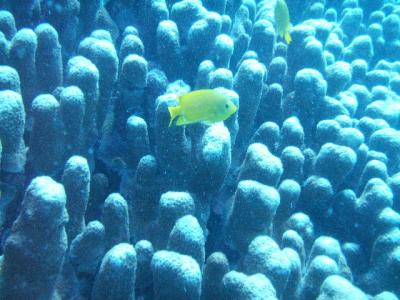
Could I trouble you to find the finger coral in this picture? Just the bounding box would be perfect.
[0,1,400,299]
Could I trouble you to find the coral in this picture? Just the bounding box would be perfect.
[369,128,400,174]
[280,117,304,148]
[297,176,334,226]
[0,90,25,173]
[307,236,352,281]
[281,229,306,268]
[0,10,16,40]
[125,115,150,169]
[151,250,201,300]
[190,122,231,195]
[233,59,265,150]
[157,20,181,79]
[281,247,301,300]
[124,154,159,240]
[314,143,357,188]
[65,55,99,157]
[326,61,351,96]
[59,86,86,160]
[28,93,63,176]
[238,143,282,186]
[167,215,205,269]
[221,271,277,300]
[317,275,368,300]
[201,252,230,300]
[135,240,154,292]
[9,28,37,114]
[0,176,68,299]
[280,147,304,181]
[102,193,130,250]
[35,23,62,94]
[243,235,291,297]
[155,191,195,248]
[62,155,90,243]
[226,180,280,252]
[1,0,400,299]
[298,255,339,300]
[374,292,399,300]
[69,221,106,298]
[86,173,110,222]
[0,66,20,92]
[78,36,118,130]
[274,180,301,238]
[92,243,137,300]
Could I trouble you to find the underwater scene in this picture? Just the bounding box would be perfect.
[1,0,400,299]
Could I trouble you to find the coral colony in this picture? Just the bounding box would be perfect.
[0,0,400,299]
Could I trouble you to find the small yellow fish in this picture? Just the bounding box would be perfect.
[168,89,237,126]
[275,0,292,44]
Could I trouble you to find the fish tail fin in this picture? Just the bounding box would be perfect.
[285,31,292,44]
[168,106,180,127]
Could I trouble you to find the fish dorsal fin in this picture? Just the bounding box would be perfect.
[178,89,215,105]
[176,115,187,126]
[177,90,193,105]
[177,93,188,105]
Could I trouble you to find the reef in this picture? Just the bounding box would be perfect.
[0,0,400,299]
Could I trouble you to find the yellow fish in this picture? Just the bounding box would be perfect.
[275,0,292,44]
[168,89,238,126]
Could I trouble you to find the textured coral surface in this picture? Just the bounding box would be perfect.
[0,0,400,299]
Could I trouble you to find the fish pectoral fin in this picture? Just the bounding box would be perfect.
[203,120,224,126]
[203,116,219,125]
[284,31,292,44]
[176,116,187,126]
[202,120,215,125]
[168,106,180,127]
[204,112,222,124]
[177,92,191,105]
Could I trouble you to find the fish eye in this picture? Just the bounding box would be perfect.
[225,104,229,109]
